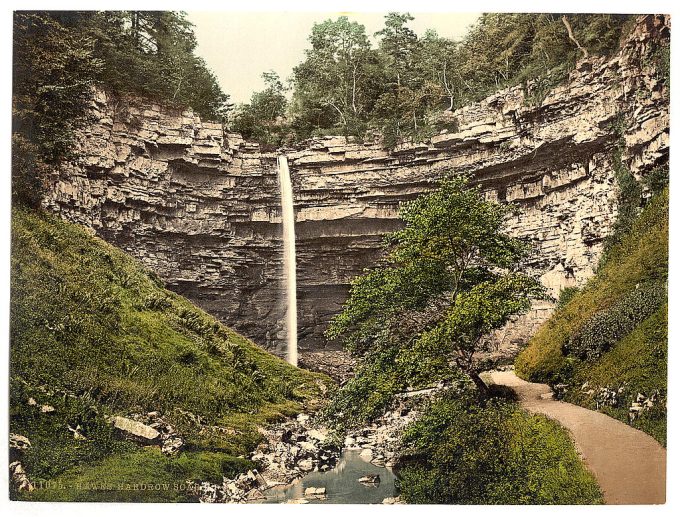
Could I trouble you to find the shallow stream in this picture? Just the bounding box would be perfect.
[257,449,398,504]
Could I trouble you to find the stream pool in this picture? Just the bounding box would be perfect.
[256,449,398,504]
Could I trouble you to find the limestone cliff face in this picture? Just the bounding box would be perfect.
[43,15,669,357]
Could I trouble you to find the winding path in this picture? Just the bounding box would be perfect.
[486,370,666,505]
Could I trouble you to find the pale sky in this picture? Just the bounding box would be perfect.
[186,12,480,104]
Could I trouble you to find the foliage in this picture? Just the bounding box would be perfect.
[643,164,669,197]
[232,71,289,147]
[12,11,230,206]
[290,16,378,138]
[325,176,542,430]
[283,13,633,144]
[564,305,667,446]
[12,12,101,206]
[397,391,602,504]
[58,11,231,120]
[644,39,670,88]
[599,137,644,264]
[564,283,666,360]
[10,207,330,500]
[556,286,580,309]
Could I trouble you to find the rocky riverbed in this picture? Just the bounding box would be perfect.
[188,412,341,503]
[187,376,455,503]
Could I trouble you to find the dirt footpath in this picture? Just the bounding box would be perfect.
[486,370,666,504]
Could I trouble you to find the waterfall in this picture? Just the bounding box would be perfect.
[277,155,298,366]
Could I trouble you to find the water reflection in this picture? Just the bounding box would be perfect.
[257,449,397,504]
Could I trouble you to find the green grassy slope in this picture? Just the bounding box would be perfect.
[515,190,668,445]
[10,207,330,501]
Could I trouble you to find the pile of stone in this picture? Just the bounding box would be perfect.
[10,461,34,493]
[382,496,404,504]
[304,486,327,499]
[184,413,341,503]
[628,391,659,423]
[186,468,269,503]
[9,433,34,493]
[250,413,340,484]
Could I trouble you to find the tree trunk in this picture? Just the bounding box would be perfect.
[562,15,589,58]
[466,369,490,398]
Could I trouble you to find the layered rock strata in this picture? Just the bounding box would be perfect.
[43,15,669,356]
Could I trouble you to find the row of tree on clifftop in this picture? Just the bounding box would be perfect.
[12,11,229,207]
[233,13,634,146]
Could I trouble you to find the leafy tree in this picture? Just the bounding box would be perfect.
[12,12,102,206]
[291,16,377,136]
[232,71,288,146]
[372,13,442,143]
[375,12,418,89]
[285,13,633,145]
[418,30,462,111]
[326,176,542,426]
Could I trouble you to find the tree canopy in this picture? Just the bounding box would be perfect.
[232,71,289,148]
[244,13,633,145]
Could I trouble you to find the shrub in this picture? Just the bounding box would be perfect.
[556,286,580,309]
[397,391,602,504]
[564,283,666,360]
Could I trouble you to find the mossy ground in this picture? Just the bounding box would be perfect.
[10,207,331,501]
[515,190,668,445]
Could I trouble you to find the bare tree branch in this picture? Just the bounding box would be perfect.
[561,15,589,58]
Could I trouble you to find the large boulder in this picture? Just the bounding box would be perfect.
[111,416,161,444]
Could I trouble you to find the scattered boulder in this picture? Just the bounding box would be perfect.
[307,429,328,442]
[10,461,34,492]
[298,458,314,472]
[304,486,326,496]
[161,436,184,455]
[246,488,265,501]
[382,496,404,504]
[40,404,55,413]
[296,413,311,425]
[9,433,31,451]
[359,448,373,460]
[68,424,87,440]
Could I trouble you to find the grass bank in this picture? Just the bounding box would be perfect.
[515,190,668,445]
[10,207,331,501]
[396,390,602,504]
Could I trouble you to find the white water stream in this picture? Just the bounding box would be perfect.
[277,155,298,366]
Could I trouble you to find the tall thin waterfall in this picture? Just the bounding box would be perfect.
[277,155,298,366]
